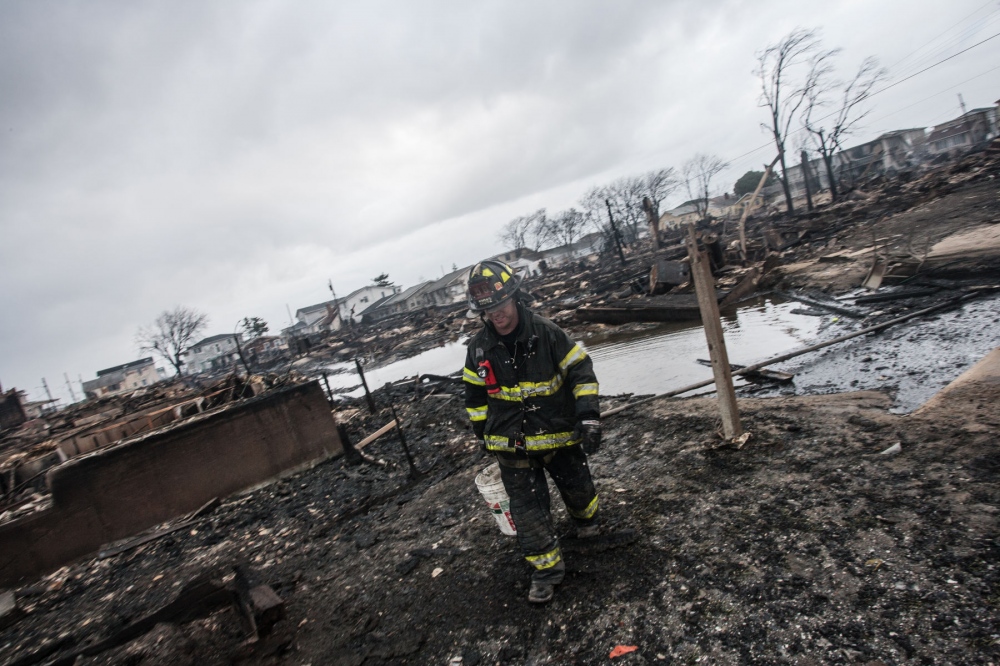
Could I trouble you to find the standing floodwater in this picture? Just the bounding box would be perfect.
[320,298,822,398]
[585,299,822,396]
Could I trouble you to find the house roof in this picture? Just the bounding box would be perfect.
[96,357,154,377]
[425,265,472,292]
[491,247,544,262]
[295,298,341,317]
[357,293,396,316]
[191,333,239,348]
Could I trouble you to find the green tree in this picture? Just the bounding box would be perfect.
[734,170,775,197]
[372,273,393,287]
[240,317,269,340]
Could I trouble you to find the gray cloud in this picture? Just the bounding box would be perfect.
[1,0,997,401]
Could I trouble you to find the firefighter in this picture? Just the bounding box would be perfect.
[463,259,602,604]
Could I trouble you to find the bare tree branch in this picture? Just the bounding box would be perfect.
[497,209,548,251]
[755,28,836,213]
[136,306,209,376]
[803,55,888,199]
[682,154,730,219]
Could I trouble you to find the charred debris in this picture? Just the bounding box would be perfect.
[1,142,1000,663]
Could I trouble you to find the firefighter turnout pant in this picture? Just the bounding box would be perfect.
[497,445,600,584]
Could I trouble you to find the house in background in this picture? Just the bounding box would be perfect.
[491,248,544,277]
[537,232,604,269]
[926,106,998,158]
[338,284,401,323]
[82,358,160,399]
[423,266,473,308]
[243,335,287,366]
[362,281,435,323]
[658,202,700,231]
[184,334,243,375]
[294,300,343,336]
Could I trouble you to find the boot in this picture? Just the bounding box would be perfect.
[528,580,555,604]
[575,521,601,539]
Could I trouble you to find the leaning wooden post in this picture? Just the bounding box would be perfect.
[355,358,377,414]
[686,224,743,439]
[738,154,780,262]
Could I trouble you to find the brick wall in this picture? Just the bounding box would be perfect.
[0,381,341,586]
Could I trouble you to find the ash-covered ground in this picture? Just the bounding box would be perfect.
[4,158,1000,665]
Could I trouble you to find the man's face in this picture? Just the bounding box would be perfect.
[485,298,518,335]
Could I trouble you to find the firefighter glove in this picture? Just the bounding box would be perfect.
[578,419,602,454]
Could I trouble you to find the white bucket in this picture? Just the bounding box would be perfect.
[475,463,517,536]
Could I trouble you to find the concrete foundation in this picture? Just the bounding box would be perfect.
[0,381,342,586]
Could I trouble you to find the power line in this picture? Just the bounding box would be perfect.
[723,30,1000,171]
[887,0,999,76]
[869,30,1000,99]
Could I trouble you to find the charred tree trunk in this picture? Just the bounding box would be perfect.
[800,150,814,212]
[778,148,795,213]
[642,197,662,250]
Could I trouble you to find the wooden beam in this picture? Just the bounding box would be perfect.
[739,155,781,261]
[686,224,743,439]
[355,419,399,450]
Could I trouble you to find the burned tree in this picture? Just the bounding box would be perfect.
[802,56,887,200]
[682,154,729,219]
[497,209,549,251]
[755,28,835,213]
[544,208,586,247]
[136,306,209,376]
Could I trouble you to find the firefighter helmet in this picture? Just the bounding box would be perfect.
[467,260,522,312]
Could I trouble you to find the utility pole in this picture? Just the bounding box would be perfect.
[604,198,627,266]
[41,377,54,403]
[64,373,78,402]
[286,304,294,327]
[958,93,967,115]
[686,224,742,440]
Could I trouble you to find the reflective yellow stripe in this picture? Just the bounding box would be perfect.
[526,547,562,570]
[492,385,523,402]
[466,405,488,421]
[521,374,564,397]
[484,431,575,451]
[559,344,587,372]
[490,374,566,402]
[481,267,494,277]
[569,495,599,520]
[463,367,485,386]
[572,382,599,398]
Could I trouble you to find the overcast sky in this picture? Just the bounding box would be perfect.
[2,0,998,403]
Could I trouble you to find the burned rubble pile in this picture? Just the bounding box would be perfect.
[2,360,999,664]
[1,147,1000,664]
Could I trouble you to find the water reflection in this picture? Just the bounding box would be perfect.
[320,298,821,399]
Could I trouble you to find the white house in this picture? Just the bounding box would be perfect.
[338,284,401,322]
[537,232,604,268]
[184,334,243,375]
[82,357,160,399]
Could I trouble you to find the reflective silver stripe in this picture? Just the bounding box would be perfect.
[569,495,599,520]
[520,374,564,397]
[466,405,488,421]
[463,367,485,385]
[491,374,565,402]
[559,344,587,372]
[493,385,522,401]
[572,382,599,398]
[526,547,562,570]
[484,431,575,451]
